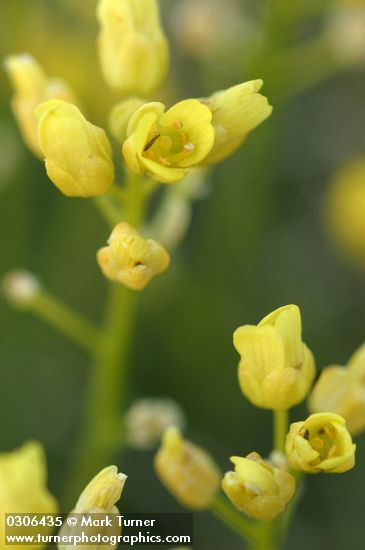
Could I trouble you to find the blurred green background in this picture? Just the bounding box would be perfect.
[1,0,365,548]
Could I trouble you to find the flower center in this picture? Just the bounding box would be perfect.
[302,424,339,461]
[143,121,194,167]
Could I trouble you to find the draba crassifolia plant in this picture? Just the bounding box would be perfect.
[2,1,364,549]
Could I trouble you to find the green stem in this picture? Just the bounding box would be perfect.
[210,493,260,544]
[92,193,124,228]
[273,409,289,453]
[125,173,159,227]
[64,175,155,505]
[29,289,101,355]
[64,283,138,505]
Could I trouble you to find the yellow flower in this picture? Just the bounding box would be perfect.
[154,426,220,510]
[4,53,77,157]
[97,222,170,290]
[97,0,169,96]
[309,343,365,436]
[59,466,126,550]
[35,100,114,197]
[222,452,295,521]
[200,80,272,164]
[109,98,145,143]
[233,305,316,410]
[324,158,365,269]
[122,100,215,183]
[285,413,356,474]
[73,465,126,513]
[0,441,58,550]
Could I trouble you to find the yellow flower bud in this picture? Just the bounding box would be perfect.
[109,98,145,143]
[233,304,316,410]
[122,100,215,183]
[97,222,170,290]
[309,343,365,436]
[324,158,365,269]
[200,80,272,164]
[4,54,77,157]
[59,466,126,550]
[285,413,356,474]
[97,0,169,96]
[154,426,220,510]
[0,441,58,550]
[222,452,296,521]
[35,100,115,197]
[73,465,127,513]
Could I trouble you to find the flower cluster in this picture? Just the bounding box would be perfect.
[5,0,271,292]
[155,304,357,524]
[3,0,360,547]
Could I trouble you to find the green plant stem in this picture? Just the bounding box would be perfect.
[64,175,157,505]
[92,193,124,228]
[29,289,101,355]
[210,494,260,544]
[64,284,138,503]
[273,410,289,453]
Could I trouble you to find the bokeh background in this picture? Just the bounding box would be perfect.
[1,0,365,548]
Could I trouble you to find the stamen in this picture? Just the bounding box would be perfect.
[324,425,336,439]
[184,143,194,152]
[328,445,338,458]
[173,120,183,130]
[144,133,160,152]
[159,157,171,166]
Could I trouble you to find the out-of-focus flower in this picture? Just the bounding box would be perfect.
[35,99,114,197]
[169,0,257,61]
[59,466,126,550]
[97,222,170,290]
[109,98,145,143]
[125,397,186,450]
[200,80,272,164]
[325,7,365,67]
[97,0,169,96]
[309,343,365,436]
[0,441,58,550]
[268,450,289,472]
[154,426,220,510]
[122,100,214,183]
[233,305,315,410]
[324,158,365,269]
[222,452,295,521]
[4,54,77,157]
[2,270,40,307]
[149,167,211,250]
[285,413,356,474]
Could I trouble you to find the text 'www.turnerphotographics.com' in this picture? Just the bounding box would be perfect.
[5,513,193,546]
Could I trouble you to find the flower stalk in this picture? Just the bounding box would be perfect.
[274,409,289,454]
